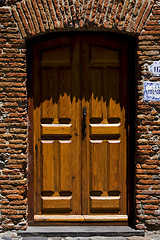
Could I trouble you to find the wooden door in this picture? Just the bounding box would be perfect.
[81,36,128,221]
[33,34,128,224]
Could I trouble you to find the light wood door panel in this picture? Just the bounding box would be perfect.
[34,36,81,215]
[33,34,128,223]
[81,36,127,216]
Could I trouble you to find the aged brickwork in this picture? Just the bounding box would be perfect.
[135,1,160,230]
[0,0,160,231]
[0,3,27,231]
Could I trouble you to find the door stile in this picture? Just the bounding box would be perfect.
[71,35,82,214]
[119,43,128,216]
[33,45,41,215]
[81,36,90,215]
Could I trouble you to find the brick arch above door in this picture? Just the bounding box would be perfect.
[10,0,154,38]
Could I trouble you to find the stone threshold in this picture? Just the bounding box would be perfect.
[18,226,144,237]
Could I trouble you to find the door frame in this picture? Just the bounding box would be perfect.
[27,31,136,227]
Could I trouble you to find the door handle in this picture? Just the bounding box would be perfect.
[82,107,87,138]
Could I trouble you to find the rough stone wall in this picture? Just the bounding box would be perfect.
[0,0,159,231]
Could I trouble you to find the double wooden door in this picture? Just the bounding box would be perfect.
[33,34,128,223]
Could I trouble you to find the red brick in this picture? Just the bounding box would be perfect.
[0,0,159,232]
[144,205,159,210]
[6,195,23,200]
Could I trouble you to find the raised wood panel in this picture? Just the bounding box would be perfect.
[90,140,107,193]
[42,46,71,63]
[90,68,102,119]
[41,68,55,119]
[60,140,72,193]
[42,196,72,210]
[107,68,121,121]
[90,196,120,211]
[41,124,72,136]
[90,123,120,136]
[41,140,54,192]
[107,140,121,192]
[90,46,119,66]
[41,68,72,121]
[59,68,72,119]
[41,62,71,68]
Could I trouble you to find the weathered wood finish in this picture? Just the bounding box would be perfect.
[41,124,72,136]
[81,36,127,217]
[33,34,128,224]
[34,36,81,216]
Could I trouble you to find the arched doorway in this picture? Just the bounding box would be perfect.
[28,32,133,225]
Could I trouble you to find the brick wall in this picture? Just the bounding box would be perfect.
[136,1,160,229]
[0,0,159,231]
[0,3,27,231]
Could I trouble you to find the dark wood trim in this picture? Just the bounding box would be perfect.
[127,37,137,228]
[27,42,34,223]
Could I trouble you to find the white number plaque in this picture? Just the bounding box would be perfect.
[148,61,160,76]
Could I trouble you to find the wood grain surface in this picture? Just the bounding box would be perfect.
[33,33,128,224]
